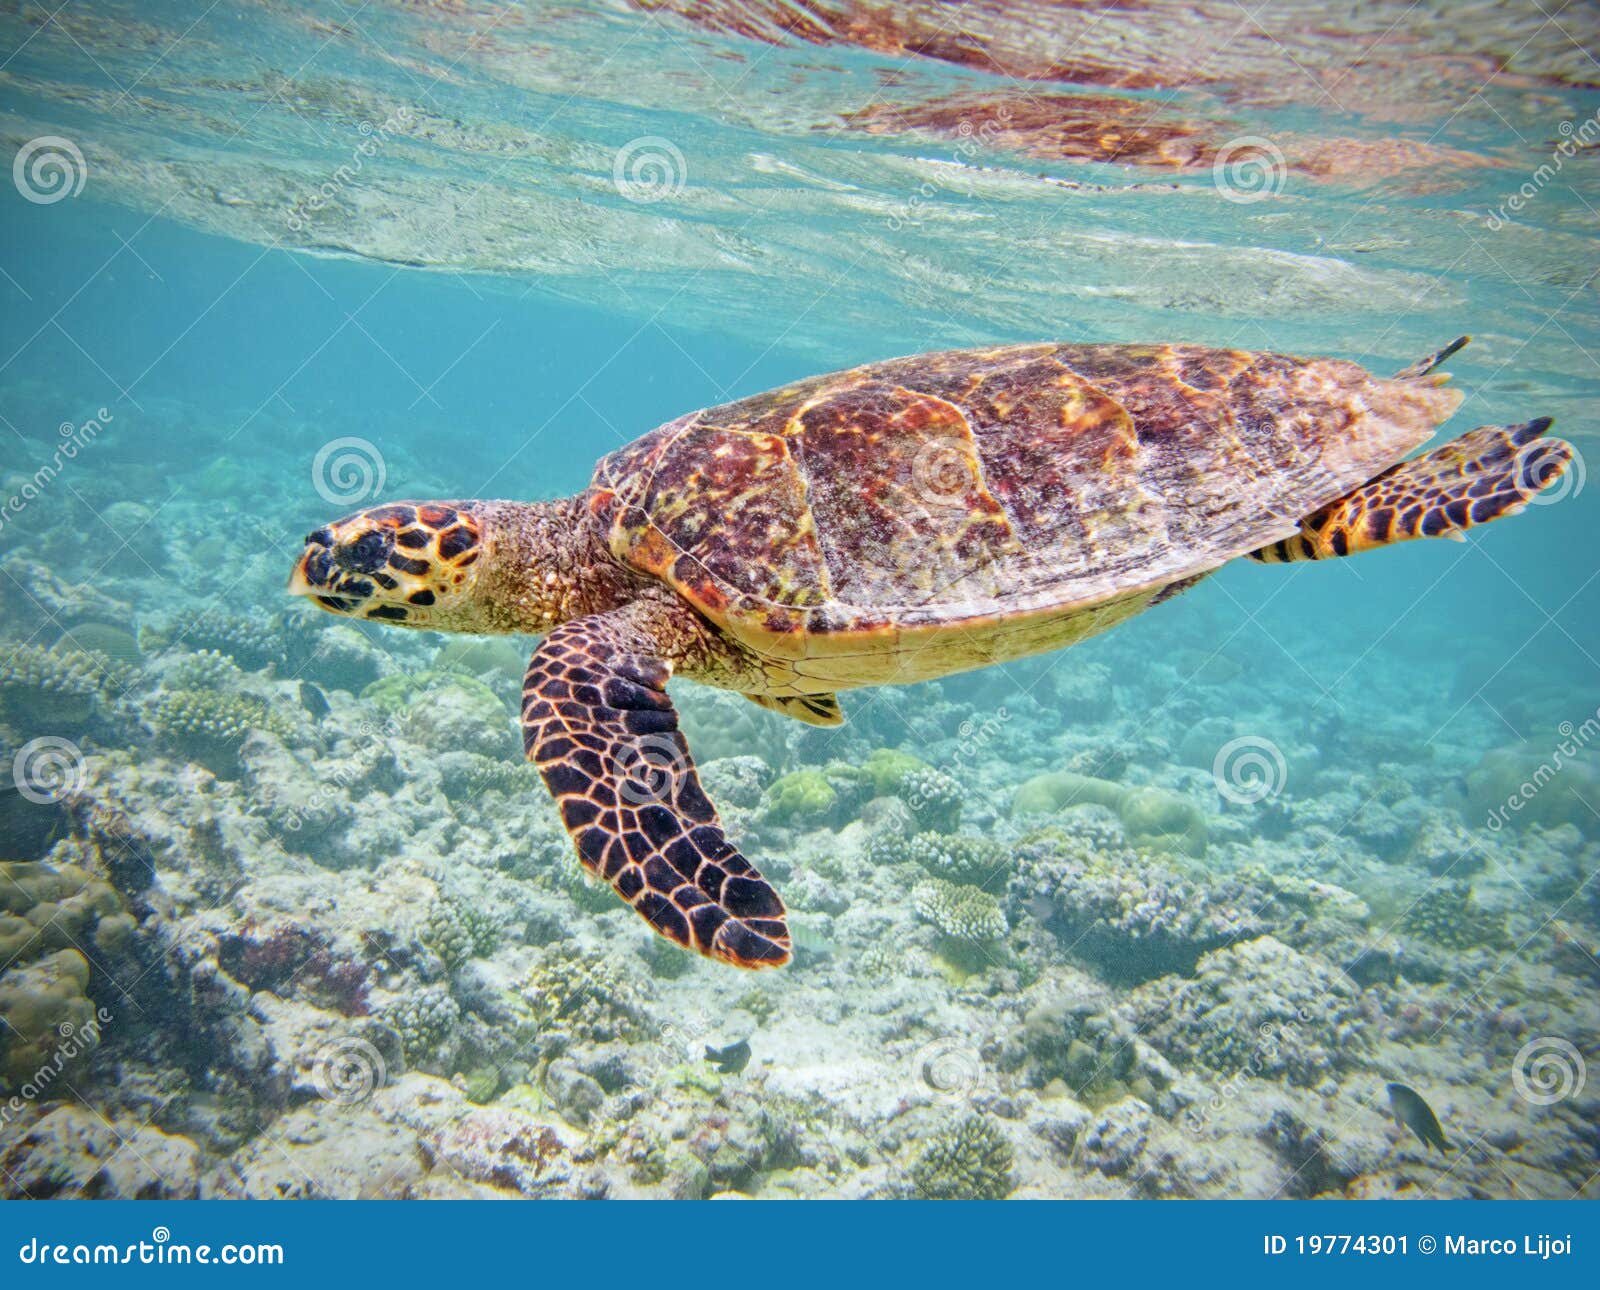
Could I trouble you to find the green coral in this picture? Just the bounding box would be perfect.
[0,859,131,1096]
[148,689,289,776]
[0,643,128,726]
[55,622,141,666]
[911,1115,1015,1200]
[762,769,837,824]
[0,949,101,1092]
[0,860,133,966]
[913,878,1007,943]
[1013,770,1207,856]
[1401,880,1510,951]
[861,748,929,796]
[359,670,503,716]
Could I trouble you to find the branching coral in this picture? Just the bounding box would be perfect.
[1401,880,1510,951]
[422,893,503,967]
[0,643,129,726]
[520,948,648,1043]
[896,766,964,832]
[1011,830,1268,983]
[148,688,289,776]
[913,878,1007,943]
[910,1115,1015,1199]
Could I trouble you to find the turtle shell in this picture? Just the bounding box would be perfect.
[593,343,1461,671]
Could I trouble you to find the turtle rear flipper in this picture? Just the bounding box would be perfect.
[744,691,844,726]
[522,604,791,969]
[1247,418,1573,563]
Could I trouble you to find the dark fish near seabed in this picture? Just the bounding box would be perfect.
[1387,1082,1451,1152]
[705,1040,751,1075]
[299,681,331,719]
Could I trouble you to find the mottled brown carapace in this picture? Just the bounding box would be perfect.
[295,340,1571,968]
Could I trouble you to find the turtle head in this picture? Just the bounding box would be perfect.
[289,502,488,630]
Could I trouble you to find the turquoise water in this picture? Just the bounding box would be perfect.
[0,1,1596,1200]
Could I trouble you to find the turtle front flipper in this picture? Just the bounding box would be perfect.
[1247,418,1573,563]
[522,606,791,969]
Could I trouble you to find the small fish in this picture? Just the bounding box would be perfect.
[1387,1081,1451,1153]
[704,1040,751,1075]
[299,680,330,719]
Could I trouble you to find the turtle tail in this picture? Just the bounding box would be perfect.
[1248,417,1573,563]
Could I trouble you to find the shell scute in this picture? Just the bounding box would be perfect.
[597,343,1463,645]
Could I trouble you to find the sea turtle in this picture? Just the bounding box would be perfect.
[290,338,1572,969]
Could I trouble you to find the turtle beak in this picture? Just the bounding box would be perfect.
[288,527,338,599]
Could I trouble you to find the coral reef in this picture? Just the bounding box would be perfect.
[1013,771,1207,856]
[0,643,128,727]
[910,1115,1015,1199]
[1129,937,1370,1087]
[1012,828,1269,982]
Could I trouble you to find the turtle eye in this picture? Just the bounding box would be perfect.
[335,529,393,574]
